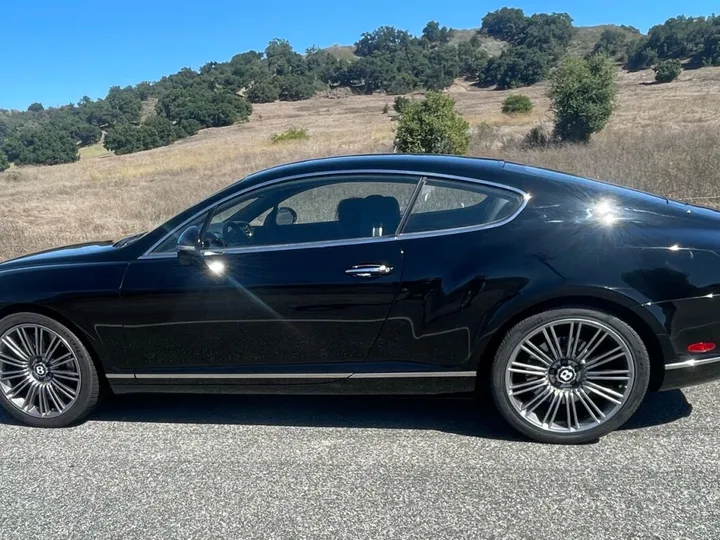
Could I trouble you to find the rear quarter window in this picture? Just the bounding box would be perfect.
[402,178,525,234]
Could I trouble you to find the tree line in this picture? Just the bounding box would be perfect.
[1,9,718,170]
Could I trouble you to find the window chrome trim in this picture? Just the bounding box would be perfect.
[395,176,426,235]
[140,168,528,259]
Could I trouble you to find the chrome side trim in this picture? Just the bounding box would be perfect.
[136,373,353,379]
[140,169,528,259]
[665,356,720,371]
[350,371,476,379]
[129,371,477,380]
[106,374,136,380]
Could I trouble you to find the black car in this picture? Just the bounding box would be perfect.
[1,154,719,443]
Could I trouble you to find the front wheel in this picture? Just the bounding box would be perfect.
[491,308,650,444]
[0,313,101,427]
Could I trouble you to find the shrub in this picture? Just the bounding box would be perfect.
[654,59,682,83]
[0,149,9,172]
[271,127,309,143]
[523,124,555,148]
[472,122,498,152]
[393,96,411,114]
[502,94,533,114]
[550,54,617,143]
[394,91,470,155]
[2,126,79,165]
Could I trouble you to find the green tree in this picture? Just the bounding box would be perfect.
[306,47,347,84]
[485,46,551,89]
[518,13,574,57]
[2,126,79,165]
[27,102,44,113]
[104,116,184,155]
[0,121,9,145]
[626,38,659,70]
[104,86,142,125]
[550,54,617,143]
[422,21,451,44]
[157,88,252,128]
[135,81,154,101]
[592,29,630,60]
[420,45,460,90]
[394,92,469,155]
[0,149,9,172]
[247,79,281,103]
[654,59,682,82]
[71,122,102,146]
[277,75,316,101]
[502,94,533,114]
[457,42,489,81]
[355,26,413,57]
[694,18,720,66]
[481,8,527,41]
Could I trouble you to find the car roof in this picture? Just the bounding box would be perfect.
[235,154,507,189]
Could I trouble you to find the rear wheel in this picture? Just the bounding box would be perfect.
[491,308,650,444]
[0,313,101,427]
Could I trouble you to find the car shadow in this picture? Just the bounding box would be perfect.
[0,390,693,442]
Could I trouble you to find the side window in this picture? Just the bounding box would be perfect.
[402,179,524,234]
[207,175,420,249]
[153,212,209,253]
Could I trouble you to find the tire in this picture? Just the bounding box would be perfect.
[491,308,650,444]
[0,312,101,427]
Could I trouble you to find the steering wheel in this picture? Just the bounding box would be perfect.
[222,221,254,246]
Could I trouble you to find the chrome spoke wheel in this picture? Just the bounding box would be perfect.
[0,324,81,418]
[504,318,635,434]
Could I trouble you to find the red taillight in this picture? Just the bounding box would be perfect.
[687,342,717,353]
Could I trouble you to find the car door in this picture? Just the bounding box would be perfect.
[367,175,530,373]
[119,173,421,383]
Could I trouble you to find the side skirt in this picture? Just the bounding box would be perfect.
[109,375,476,396]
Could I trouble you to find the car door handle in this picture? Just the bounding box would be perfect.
[345,264,393,278]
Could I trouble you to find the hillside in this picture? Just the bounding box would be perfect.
[326,24,641,61]
[2,10,717,169]
[1,65,719,261]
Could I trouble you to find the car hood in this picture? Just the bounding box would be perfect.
[0,241,118,270]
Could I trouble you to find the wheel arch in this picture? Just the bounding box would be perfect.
[474,294,668,393]
[0,303,109,382]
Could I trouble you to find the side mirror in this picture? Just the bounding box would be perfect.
[275,206,298,226]
[176,225,202,266]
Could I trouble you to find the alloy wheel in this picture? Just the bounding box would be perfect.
[504,317,636,433]
[0,324,82,418]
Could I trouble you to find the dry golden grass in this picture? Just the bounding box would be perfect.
[1,66,719,260]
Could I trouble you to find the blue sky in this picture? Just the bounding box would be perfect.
[0,0,715,110]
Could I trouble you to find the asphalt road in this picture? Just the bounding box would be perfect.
[0,383,718,540]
